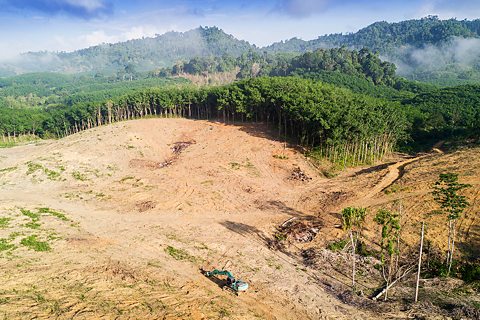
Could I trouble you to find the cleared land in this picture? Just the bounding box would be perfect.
[0,118,478,319]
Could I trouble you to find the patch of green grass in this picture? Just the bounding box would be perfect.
[274,231,287,241]
[0,166,17,174]
[33,292,46,303]
[45,168,60,180]
[0,238,15,251]
[322,167,340,179]
[165,246,195,262]
[20,235,51,252]
[384,183,407,195]
[38,207,68,221]
[229,162,241,170]
[327,238,348,252]
[244,159,254,168]
[26,162,43,175]
[0,217,10,229]
[95,192,106,198]
[266,257,283,270]
[106,164,118,171]
[273,154,289,160]
[49,300,63,315]
[8,231,22,240]
[0,296,10,304]
[26,162,61,180]
[229,160,259,176]
[47,232,61,241]
[25,221,41,229]
[0,141,17,148]
[120,176,135,183]
[71,171,88,181]
[218,308,231,318]
[21,209,40,222]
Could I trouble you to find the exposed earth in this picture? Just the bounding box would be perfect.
[0,118,478,319]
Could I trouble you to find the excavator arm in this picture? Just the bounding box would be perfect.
[205,269,234,279]
[204,269,249,293]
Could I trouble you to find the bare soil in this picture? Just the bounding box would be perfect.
[0,118,478,319]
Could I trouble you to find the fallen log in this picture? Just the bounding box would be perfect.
[372,265,415,301]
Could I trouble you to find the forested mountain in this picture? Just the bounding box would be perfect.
[0,27,254,76]
[266,16,480,85]
[266,16,480,53]
[2,17,480,85]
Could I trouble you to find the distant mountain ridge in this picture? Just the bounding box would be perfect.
[264,16,480,84]
[0,26,254,76]
[2,17,480,84]
[265,16,480,53]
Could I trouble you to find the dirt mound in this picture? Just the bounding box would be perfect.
[289,166,312,182]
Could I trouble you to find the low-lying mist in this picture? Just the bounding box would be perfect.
[388,37,480,77]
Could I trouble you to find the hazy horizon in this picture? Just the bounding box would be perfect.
[1,0,480,59]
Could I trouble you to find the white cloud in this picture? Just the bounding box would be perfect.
[122,25,163,40]
[81,30,119,46]
[416,0,480,19]
[52,25,169,51]
[64,0,107,12]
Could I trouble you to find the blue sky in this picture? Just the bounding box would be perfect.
[0,0,479,59]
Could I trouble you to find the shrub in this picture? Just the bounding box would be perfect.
[460,262,480,283]
[327,238,348,251]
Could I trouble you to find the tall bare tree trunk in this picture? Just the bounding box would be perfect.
[446,220,452,274]
[415,222,425,303]
[350,230,356,288]
[448,221,456,276]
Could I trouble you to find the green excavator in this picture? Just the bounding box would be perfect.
[204,269,249,294]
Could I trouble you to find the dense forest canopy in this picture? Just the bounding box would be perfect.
[405,85,480,141]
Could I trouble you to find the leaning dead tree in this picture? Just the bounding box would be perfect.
[372,265,416,301]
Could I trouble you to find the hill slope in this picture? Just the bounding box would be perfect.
[0,118,478,318]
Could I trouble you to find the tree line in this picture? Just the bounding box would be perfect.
[1,77,408,165]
